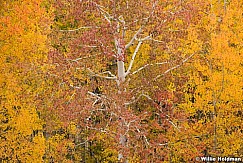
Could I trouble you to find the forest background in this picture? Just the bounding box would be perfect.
[0,0,242,162]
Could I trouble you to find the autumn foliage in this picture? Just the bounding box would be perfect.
[0,0,242,162]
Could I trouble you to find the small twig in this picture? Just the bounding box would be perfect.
[136,127,150,147]
[125,93,154,105]
[87,68,117,80]
[167,119,181,132]
[75,140,88,147]
[67,92,76,103]
[87,91,101,99]
[59,26,100,32]
[132,62,168,75]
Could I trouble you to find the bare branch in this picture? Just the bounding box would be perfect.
[78,45,98,48]
[167,119,181,132]
[136,127,150,147]
[125,93,154,106]
[87,91,101,99]
[117,16,126,39]
[86,126,116,135]
[87,91,105,106]
[137,35,151,42]
[125,41,143,76]
[67,92,76,103]
[158,142,169,146]
[94,3,113,24]
[123,0,157,48]
[69,84,81,89]
[154,53,196,80]
[123,35,151,80]
[124,119,137,135]
[59,26,100,32]
[75,140,88,147]
[122,1,158,49]
[100,71,116,77]
[125,27,143,49]
[132,62,168,75]
[143,0,158,22]
[151,38,165,43]
[87,68,117,80]
[66,53,100,63]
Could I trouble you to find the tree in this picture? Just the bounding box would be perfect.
[47,0,209,161]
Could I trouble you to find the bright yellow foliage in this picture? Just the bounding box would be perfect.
[0,0,52,162]
[180,0,243,158]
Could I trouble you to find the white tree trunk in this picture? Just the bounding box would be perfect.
[117,60,125,83]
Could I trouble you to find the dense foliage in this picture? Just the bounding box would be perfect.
[1,0,242,162]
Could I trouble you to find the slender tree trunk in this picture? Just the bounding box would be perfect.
[117,60,125,83]
[115,37,128,162]
[115,37,126,85]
